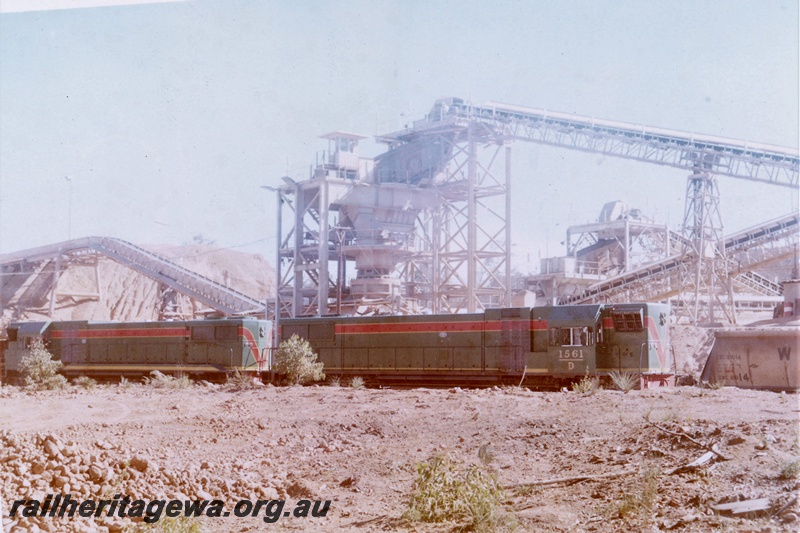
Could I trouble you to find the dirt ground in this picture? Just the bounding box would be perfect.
[1,382,798,533]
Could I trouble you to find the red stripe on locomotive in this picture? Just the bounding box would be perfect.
[51,328,187,339]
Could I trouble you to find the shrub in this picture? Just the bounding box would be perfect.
[124,516,204,532]
[72,376,97,390]
[609,371,639,393]
[571,371,601,395]
[780,459,800,479]
[616,465,660,519]
[144,370,192,389]
[405,452,508,530]
[19,337,68,390]
[273,335,325,385]
[349,376,365,390]
[226,369,260,389]
[328,376,341,387]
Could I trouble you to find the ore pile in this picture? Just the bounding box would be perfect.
[0,430,294,533]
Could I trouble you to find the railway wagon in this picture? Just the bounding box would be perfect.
[1,318,271,381]
[279,303,673,387]
[701,327,799,391]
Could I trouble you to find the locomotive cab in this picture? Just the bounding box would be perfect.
[527,305,603,379]
[595,303,673,387]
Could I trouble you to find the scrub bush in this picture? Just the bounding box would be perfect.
[273,334,325,385]
[19,337,67,390]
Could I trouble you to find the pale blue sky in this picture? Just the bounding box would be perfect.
[1,0,797,272]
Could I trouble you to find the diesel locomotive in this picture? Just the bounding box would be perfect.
[0,317,271,381]
[1,303,672,387]
[280,302,673,387]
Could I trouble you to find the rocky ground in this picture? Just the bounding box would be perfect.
[1,382,798,532]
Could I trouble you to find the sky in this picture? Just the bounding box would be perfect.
[0,0,798,274]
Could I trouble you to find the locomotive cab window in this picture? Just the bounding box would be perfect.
[551,327,593,346]
[612,311,643,332]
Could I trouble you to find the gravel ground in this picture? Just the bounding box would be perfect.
[1,382,798,532]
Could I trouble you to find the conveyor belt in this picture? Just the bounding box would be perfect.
[559,212,798,304]
[0,237,265,315]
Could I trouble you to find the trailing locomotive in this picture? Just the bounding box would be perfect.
[1,317,271,381]
[280,303,673,387]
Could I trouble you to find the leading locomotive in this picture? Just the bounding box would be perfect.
[279,303,672,387]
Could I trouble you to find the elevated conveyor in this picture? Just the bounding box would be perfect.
[559,212,799,305]
[0,237,266,316]
[398,98,799,188]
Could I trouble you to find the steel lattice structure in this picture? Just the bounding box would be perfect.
[274,98,798,324]
[433,99,798,188]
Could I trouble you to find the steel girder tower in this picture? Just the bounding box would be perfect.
[376,111,513,313]
[427,98,798,324]
[676,172,735,324]
[273,116,514,317]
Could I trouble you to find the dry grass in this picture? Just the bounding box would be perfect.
[780,459,800,480]
[72,376,97,390]
[615,465,660,519]
[225,369,260,389]
[143,370,193,389]
[609,371,639,393]
[572,372,601,395]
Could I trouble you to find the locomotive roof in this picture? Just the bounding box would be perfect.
[12,321,51,334]
[531,305,603,323]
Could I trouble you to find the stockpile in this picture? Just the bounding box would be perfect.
[0,425,300,533]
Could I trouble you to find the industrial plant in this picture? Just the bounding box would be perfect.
[1,97,798,329]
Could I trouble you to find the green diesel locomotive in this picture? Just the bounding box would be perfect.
[279,303,672,387]
[1,317,271,381]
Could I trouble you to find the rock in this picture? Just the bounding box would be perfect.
[726,435,746,446]
[88,464,105,482]
[129,455,151,472]
[51,475,70,488]
[195,488,214,500]
[339,476,357,488]
[62,444,79,457]
[285,478,315,499]
[42,440,61,458]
